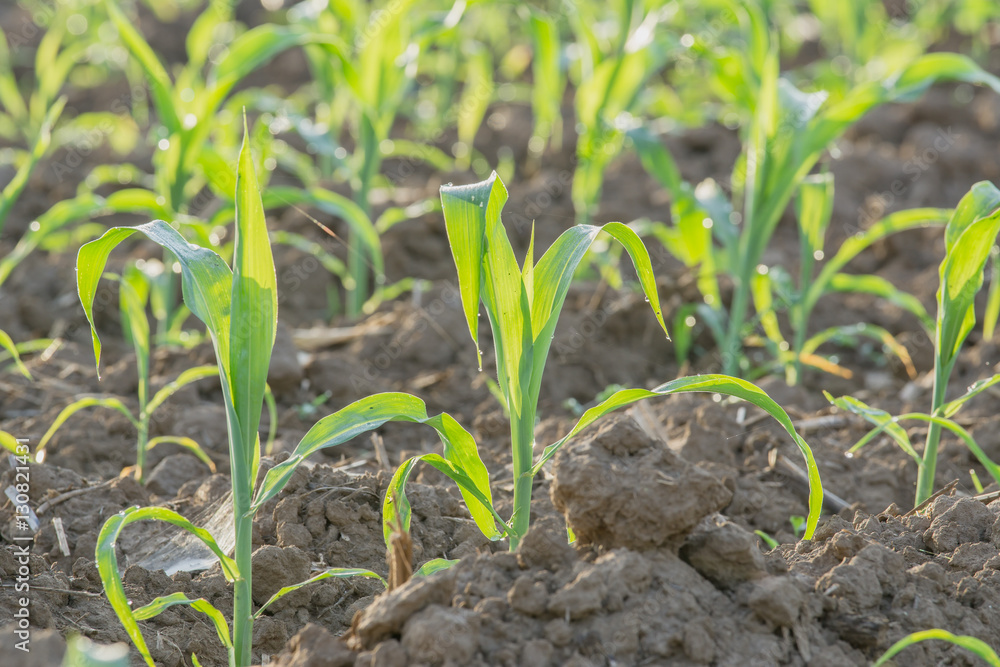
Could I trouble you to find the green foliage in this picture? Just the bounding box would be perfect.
[872,628,1000,667]
[829,182,1000,506]
[377,173,823,551]
[633,15,1000,377]
[84,124,485,667]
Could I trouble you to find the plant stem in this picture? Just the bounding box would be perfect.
[508,406,536,551]
[135,419,149,485]
[349,116,379,318]
[915,362,948,505]
[230,431,255,666]
[722,272,750,377]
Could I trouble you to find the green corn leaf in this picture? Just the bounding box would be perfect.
[750,270,786,351]
[132,592,232,651]
[383,452,507,546]
[95,506,238,667]
[103,189,173,218]
[0,329,31,380]
[803,324,916,379]
[941,374,1000,418]
[827,274,933,331]
[414,558,459,578]
[37,397,138,457]
[0,431,22,455]
[103,0,180,134]
[825,392,921,463]
[260,186,383,279]
[937,183,1000,374]
[873,629,1000,667]
[145,365,219,417]
[208,26,321,111]
[147,436,216,473]
[440,172,509,371]
[251,393,498,541]
[797,172,834,264]
[270,229,348,282]
[807,208,950,315]
[77,221,233,384]
[985,247,1000,340]
[254,568,386,619]
[264,383,278,455]
[530,375,822,539]
[230,118,277,473]
[530,12,563,147]
[0,27,26,123]
[119,276,150,408]
[186,2,233,70]
[457,46,493,167]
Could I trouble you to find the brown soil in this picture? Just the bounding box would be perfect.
[3,6,1000,667]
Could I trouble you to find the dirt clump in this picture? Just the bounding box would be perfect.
[549,415,733,551]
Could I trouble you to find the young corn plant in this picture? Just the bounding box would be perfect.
[35,266,218,483]
[380,172,824,551]
[632,20,1000,376]
[827,182,1000,506]
[744,172,950,384]
[84,124,497,667]
[287,0,466,315]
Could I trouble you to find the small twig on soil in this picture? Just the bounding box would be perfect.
[36,478,114,515]
[767,449,851,514]
[904,479,960,517]
[372,433,389,471]
[974,490,1000,504]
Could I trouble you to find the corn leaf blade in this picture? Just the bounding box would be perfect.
[531,375,822,539]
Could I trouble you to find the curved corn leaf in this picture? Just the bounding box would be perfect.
[132,592,232,655]
[414,558,459,578]
[797,172,835,262]
[0,330,31,379]
[942,374,1000,418]
[103,0,180,134]
[824,392,920,464]
[873,629,1000,667]
[145,365,219,416]
[807,208,950,314]
[254,568,386,619]
[440,173,507,370]
[827,273,932,331]
[251,393,499,540]
[95,506,238,667]
[270,230,348,282]
[803,323,917,380]
[146,436,216,473]
[36,397,138,456]
[263,383,278,456]
[531,375,822,539]
[937,182,1000,375]
[77,220,233,384]
[985,247,1000,340]
[382,452,508,547]
[0,431,22,455]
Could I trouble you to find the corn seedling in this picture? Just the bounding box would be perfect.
[37,267,218,483]
[287,0,467,315]
[745,172,949,384]
[379,172,823,552]
[872,628,1000,667]
[0,329,32,380]
[632,10,1000,376]
[83,123,499,666]
[567,0,671,227]
[828,182,1000,506]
